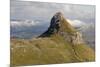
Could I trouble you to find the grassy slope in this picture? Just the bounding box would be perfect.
[11,13,95,66]
[60,17,77,34]
[11,34,95,66]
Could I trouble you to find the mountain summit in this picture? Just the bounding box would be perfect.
[40,12,75,36]
[11,12,95,66]
[39,12,83,45]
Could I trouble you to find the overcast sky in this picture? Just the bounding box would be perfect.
[10,0,95,23]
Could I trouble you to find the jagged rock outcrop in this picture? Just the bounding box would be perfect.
[70,32,84,45]
[39,12,62,36]
[60,31,84,45]
[39,12,84,45]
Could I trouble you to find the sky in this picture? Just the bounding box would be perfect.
[13,0,95,5]
[10,0,95,24]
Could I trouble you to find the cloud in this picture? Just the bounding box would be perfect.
[11,20,41,27]
[67,19,86,27]
[10,1,95,22]
[66,19,95,33]
[67,19,95,32]
[78,22,95,31]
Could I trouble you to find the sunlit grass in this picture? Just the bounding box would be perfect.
[11,36,95,66]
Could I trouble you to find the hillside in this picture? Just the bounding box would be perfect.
[11,12,95,66]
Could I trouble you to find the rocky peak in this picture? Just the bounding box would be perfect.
[39,12,84,45]
[48,12,62,33]
[39,12,75,36]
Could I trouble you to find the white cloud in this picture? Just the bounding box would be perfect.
[67,19,86,27]
[11,20,41,27]
[66,19,95,35]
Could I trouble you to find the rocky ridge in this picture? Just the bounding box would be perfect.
[39,12,84,45]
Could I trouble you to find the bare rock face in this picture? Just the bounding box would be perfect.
[59,31,84,45]
[70,32,84,45]
[39,12,84,45]
[39,12,62,37]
